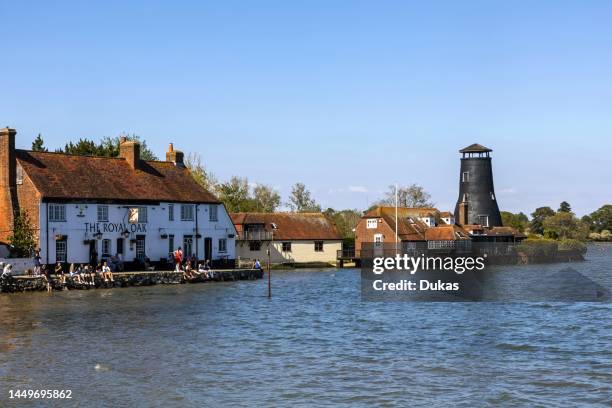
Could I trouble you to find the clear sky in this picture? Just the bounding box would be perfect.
[2,0,612,216]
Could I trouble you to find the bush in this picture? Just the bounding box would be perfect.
[516,238,558,258]
[558,239,587,254]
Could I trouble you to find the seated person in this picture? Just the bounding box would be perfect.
[183,261,195,279]
[69,263,83,284]
[55,262,66,284]
[102,262,114,282]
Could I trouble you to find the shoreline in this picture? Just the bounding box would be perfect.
[0,268,264,294]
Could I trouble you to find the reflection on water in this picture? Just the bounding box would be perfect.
[1,244,611,407]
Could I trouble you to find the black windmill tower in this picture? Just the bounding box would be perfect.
[454,143,502,227]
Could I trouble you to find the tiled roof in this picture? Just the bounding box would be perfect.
[231,212,342,240]
[364,206,440,219]
[439,211,454,218]
[424,225,470,241]
[16,150,220,203]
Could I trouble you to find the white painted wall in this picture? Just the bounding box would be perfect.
[38,202,236,264]
[236,240,342,264]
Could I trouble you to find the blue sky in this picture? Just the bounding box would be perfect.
[2,0,612,216]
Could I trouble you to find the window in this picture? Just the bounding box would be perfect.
[168,204,174,221]
[374,234,383,243]
[183,235,193,256]
[366,219,378,229]
[462,171,470,182]
[282,242,292,252]
[477,215,489,227]
[209,204,218,222]
[181,204,194,221]
[139,207,147,223]
[219,238,227,253]
[491,192,496,200]
[49,204,66,222]
[97,205,109,222]
[314,241,324,252]
[249,241,261,251]
[462,193,469,202]
[168,234,174,257]
[102,239,111,256]
[55,240,67,263]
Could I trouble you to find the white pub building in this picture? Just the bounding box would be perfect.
[0,127,236,268]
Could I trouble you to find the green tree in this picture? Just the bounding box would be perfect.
[379,184,434,208]
[217,177,256,213]
[323,208,361,244]
[288,182,321,212]
[501,211,529,232]
[31,134,48,152]
[56,134,158,160]
[530,206,555,235]
[184,152,219,194]
[252,184,281,212]
[8,210,37,257]
[542,212,588,241]
[558,201,572,213]
[588,204,612,233]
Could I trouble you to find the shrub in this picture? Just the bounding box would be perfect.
[515,238,558,258]
[558,239,587,254]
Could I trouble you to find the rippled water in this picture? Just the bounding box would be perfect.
[1,244,611,407]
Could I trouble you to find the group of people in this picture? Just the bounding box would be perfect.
[172,247,215,280]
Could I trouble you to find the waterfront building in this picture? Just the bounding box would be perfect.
[231,212,342,265]
[0,128,236,267]
[439,211,455,225]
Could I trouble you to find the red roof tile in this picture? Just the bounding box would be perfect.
[16,150,220,203]
[231,212,342,240]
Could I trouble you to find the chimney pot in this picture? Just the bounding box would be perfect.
[168,143,174,152]
[165,143,184,167]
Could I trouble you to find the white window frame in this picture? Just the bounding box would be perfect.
[366,219,378,229]
[49,204,66,222]
[478,215,489,227]
[462,171,470,182]
[97,205,109,222]
[168,204,174,221]
[209,204,218,222]
[374,233,383,243]
[55,240,67,263]
[218,238,227,253]
[138,207,148,223]
[282,242,292,252]
[181,204,194,221]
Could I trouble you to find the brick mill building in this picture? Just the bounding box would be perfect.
[0,127,236,267]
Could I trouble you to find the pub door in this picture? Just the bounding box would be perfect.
[204,237,212,262]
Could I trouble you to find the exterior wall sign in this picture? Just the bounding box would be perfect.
[84,222,147,233]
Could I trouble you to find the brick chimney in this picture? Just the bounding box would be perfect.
[119,139,141,170]
[166,143,184,167]
[0,127,18,242]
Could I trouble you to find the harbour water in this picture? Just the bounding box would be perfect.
[1,244,611,407]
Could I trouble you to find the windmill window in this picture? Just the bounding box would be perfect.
[462,172,470,182]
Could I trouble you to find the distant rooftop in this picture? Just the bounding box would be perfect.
[459,143,492,153]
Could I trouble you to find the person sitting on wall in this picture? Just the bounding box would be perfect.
[254,259,262,270]
[183,261,195,280]
[84,264,96,286]
[0,263,14,284]
[144,256,155,271]
[102,262,114,283]
[69,263,83,285]
[55,262,66,285]
[203,259,214,279]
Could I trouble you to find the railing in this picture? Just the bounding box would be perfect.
[236,230,274,241]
